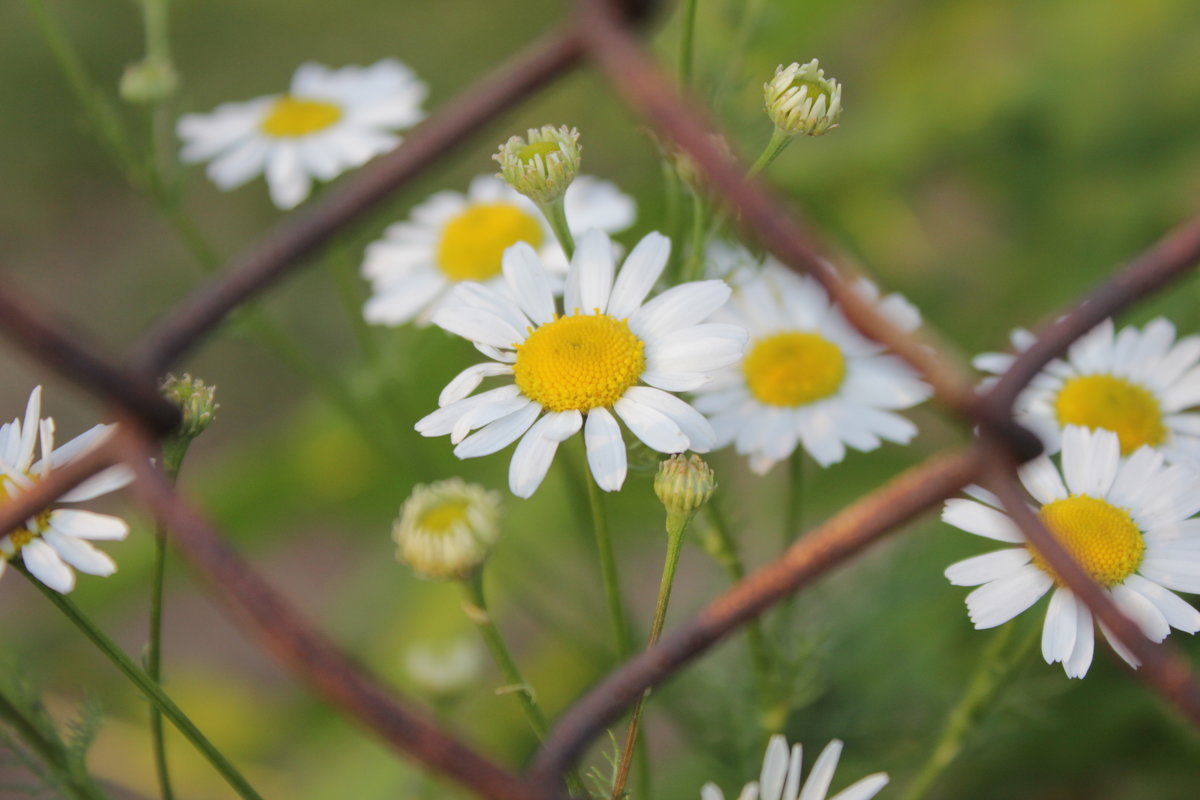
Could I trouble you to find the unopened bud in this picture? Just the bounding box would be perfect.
[120,58,178,104]
[655,454,716,523]
[764,59,842,137]
[494,125,581,204]
[160,373,217,443]
[393,479,501,580]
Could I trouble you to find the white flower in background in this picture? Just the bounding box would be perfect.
[764,59,843,137]
[0,387,133,593]
[361,174,635,326]
[403,636,484,698]
[692,264,930,473]
[393,479,502,580]
[943,426,1200,678]
[417,230,745,498]
[701,736,888,800]
[974,318,1200,464]
[178,59,427,209]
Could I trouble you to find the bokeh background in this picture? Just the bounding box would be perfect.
[3,0,1200,797]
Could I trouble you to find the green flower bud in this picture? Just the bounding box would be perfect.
[159,373,217,443]
[764,59,842,137]
[119,58,179,104]
[493,125,581,204]
[655,454,716,523]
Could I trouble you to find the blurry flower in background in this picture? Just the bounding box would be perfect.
[177,59,427,209]
[764,59,843,138]
[403,636,484,700]
[417,230,745,497]
[692,264,930,472]
[494,124,581,205]
[943,426,1200,678]
[974,317,1200,464]
[0,387,133,593]
[393,479,502,580]
[701,736,888,800]
[361,174,634,326]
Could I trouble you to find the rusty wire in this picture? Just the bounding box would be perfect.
[2,0,1200,798]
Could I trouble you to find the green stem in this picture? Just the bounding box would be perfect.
[747,127,793,178]
[540,199,576,260]
[611,510,690,799]
[661,162,684,282]
[784,449,804,544]
[582,456,634,658]
[899,621,1040,800]
[680,190,709,284]
[19,567,265,800]
[0,691,108,800]
[678,0,699,87]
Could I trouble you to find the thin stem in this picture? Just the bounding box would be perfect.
[661,162,684,282]
[19,567,265,800]
[0,691,108,800]
[680,190,709,284]
[747,127,793,178]
[611,511,690,799]
[899,621,1040,800]
[678,0,699,87]
[582,455,634,658]
[784,449,804,544]
[540,198,576,260]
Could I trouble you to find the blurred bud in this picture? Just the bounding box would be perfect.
[393,479,501,580]
[672,134,735,194]
[494,125,581,204]
[403,637,484,700]
[119,58,178,104]
[655,454,716,523]
[764,59,842,137]
[160,373,217,443]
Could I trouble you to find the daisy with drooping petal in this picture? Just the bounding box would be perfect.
[0,387,134,593]
[975,317,1200,464]
[692,264,931,473]
[700,736,888,800]
[178,59,427,209]
[361,174,635,326]
[943,425,1200,678]
[416,229,745,498]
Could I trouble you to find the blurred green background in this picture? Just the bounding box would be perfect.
[3,0,1200,797]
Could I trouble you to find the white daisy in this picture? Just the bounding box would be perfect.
[975,317,1200,464]
[361,174,635,326]
[0,387,134,593]
[943,425,1200,678]
[178,59,427,209]
[700,736,888,800]
[416,230,745,498]
[692,264,931,473]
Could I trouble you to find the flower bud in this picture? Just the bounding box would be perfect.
[494,125,581,204]
[393,479,501,580]
[655,454,716,523]
[764,59,842,137]
[403,637,484,699]
[119,58,179,104]
[159,373,217,443]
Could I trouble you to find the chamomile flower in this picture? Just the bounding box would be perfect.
[0,387,133,593]
[416,230,745,498]
[178,59,427,209]
[764,59,843,137]
[361,174,635,326]
[692,265,931,472]
[700,736,888,800]
[943,426,1200,678]
[975,318,1200,464]
[393,479,501,580]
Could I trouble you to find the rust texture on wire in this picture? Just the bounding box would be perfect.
[2,0,1200,798]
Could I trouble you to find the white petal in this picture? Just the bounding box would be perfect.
[614,396,689,453]
[47,509,129,541]
[1063,602,1095,678]
[1017,456,1068,505]
[584,408,627,492]
[1138,560,1200,594]
[573,229,616,314]
[564,176,636,235]
[828,774,889,800]
[502,242,557,325]
[759,735,789,800]
[1061,426,1119,497]
[438,363,514,407]
[18,386,41,471]
[22,539,75,593]
[965,567,1053,629]
[508,411,582,498]
[265,144,312,209]
[1111,582,1170,642]
[782,744,803,800]
[42,530,116,577]
[59,465,135,502]
[607,232,670,319]
[796,740,841,800]
[1041,586,1079,666]
[942,499,1024,543]
[1124,574,1200,633]
[362,272,447,325]
[206,136,270,189]
[641,370,712,392]
[415,385,521,436]
[945,548,1031,587]
[701,784,727,800]
[621,387,715,452]
[628,281,731,340]
[453,402,540,458]
[432,306,525,349]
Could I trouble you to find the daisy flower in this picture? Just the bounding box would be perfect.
[392,478,501,580]
[178,59,427,209]
[943,425,1200,678]
[975,317,1200,464]
[0,387,133,593]
[700,736,888,800]
[361,174,635,326]
[416,229,745,498]
[692,265,931,473]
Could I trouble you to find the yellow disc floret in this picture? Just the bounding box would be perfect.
[1054,374,1166,455]
[513,314,645,412]
[419,500,469,534]
[1030,495,1145,587]
[743,331,846,407]
[517,140,561,164]
[260,96,343,137]
[436,203,544,282]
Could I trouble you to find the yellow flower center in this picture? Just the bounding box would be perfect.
[513,314,645,412]
[1053,374,1166,455]
[260,96,343,138]
[419,501,469,535]
[790,78,830,107]
[0,481,51,552]
[743,331,846,407]
[435,203,544,282]
[1030,495,1145,587]
[517,140,560,163]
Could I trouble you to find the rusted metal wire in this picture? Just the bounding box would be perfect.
[3,0,1200,797]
